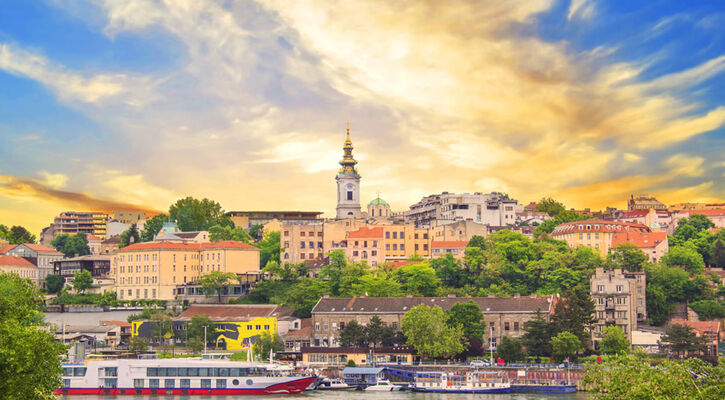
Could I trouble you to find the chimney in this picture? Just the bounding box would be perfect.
[447,294,456,298]
[514,293,520,298]
[322,293,330,298]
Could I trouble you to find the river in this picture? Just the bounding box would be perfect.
[62,391,590,399]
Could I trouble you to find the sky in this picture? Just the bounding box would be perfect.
[1,0,724,236]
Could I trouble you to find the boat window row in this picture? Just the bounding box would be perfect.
[134,378,229,389]
[146,367,265,377]
[62,367,87,376]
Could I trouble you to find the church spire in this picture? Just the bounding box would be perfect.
[338,121,360,178]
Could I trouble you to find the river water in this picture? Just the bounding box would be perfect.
[62,391,590,399]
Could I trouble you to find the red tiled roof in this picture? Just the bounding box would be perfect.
[670,319,720,338]
[679,209,725,217]
[347,227,384,239]
[282,318,313,340]
[85,234,102,241]
[118,240,258,252]
[175,304,281,321]
[101,320,132,327]
[21,243,62,255]
[390,260,417,270]
[552,220,649,235]
[612,231,667,249]
[0,244,17,254]
[432,241,468,249]
[0,255,36,267]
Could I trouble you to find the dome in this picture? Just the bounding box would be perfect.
[368,197,389,206]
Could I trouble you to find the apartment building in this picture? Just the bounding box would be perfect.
[405,192,523,227]
[346,227,384,266]
[611,231,669,262]
[40,211,111,246]
[551,220,650,257]
[590,268,647,346]
[227,211,323,230]
[431,241,468,258]
[114,240,260,301]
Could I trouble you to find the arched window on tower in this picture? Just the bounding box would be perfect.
[347,191,353,200]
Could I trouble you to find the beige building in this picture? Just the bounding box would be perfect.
[611,231,669,263]
[227,211,322,230]
[114,240,260,301]
[310,294,555,349]
[431,241,468,258]
[112,211,147,225]
[405,192,523,227]
[590,268,647,346]
[2,243,63,286]
[430,219,488,242]
[0,255,39,282]
[346,227,385,266]
[551,220,650,257]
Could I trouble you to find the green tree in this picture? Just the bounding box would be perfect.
[467,235,486,249]
[497,336,526,362]
[522,311,553,357]
[431,254,468,288]
[599,326,629,355]
[662,245,705,274]
[0,224,8,241]
[248,224,264,240]
[550,287,596,348]
[254,331,284,361]
[44,274,65,294]
[365,316,395,348]
[0,272,66,400]
[208,225,252,243]
[445,300,486,341]
[535,197,566,217]
[2,225,37,244]
[187,315,213,352]
[401,304,467,359]
[60,233,91,258]
[319,250,346,296]
[534,210,588,237]
[140,213,168,242]
[72,269,93,294]
[609,243,648,272]
[150,312,174,349]
[351,275,403,297]
[584,354,725,399]
[50,233,70,253]
[119,224,141,247]
[689,300,725,320]
[659,323,708,357]
[281,278,329,318]
[392,263,440,296]
[129,336,149,352]
[197,271,238,303]
[339,320,367,347]
[262,260,306,281]
[710,239,725,268]
[256,231,281,269]
[551,331,581,362]
[168,197,233,231]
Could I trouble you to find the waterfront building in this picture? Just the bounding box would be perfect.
[2,243,62,285]
[590,268,647,346]
[551,220,650,257]
[131,304,290,350]
[335,125,362,219]
[113,240,259,301]
[302,346,417,367]
[309,295,555,349]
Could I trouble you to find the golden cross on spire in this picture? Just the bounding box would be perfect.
[376,191,381,199]
[346,120,350,132]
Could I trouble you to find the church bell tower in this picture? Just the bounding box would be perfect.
[335,123,362,219]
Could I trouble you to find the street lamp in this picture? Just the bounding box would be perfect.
[489,325,494,364]
[203,326,207,355]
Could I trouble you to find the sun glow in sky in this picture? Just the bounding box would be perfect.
[1,0,724,234]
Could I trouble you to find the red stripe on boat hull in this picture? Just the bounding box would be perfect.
[54,376,317,396]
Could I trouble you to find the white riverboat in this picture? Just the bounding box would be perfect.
[364,379,402,391]
[413,371,511,394]
[57,358,317,396]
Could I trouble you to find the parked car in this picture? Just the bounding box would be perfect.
[469,359,492,368]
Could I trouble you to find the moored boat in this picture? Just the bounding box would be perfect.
[363,379,401,391]
[413,371,510,393]
[56,359,317,395]
[510,384,577,393]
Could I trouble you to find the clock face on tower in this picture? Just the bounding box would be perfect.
[347,184,353,189]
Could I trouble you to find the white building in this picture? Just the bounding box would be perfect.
[406,192,523,227]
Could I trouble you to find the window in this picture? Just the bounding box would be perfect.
[284,231,289,236]
[339,322,345,330]
[149,379,159,388]
[372,241,377,248]
[385,232,390,239]
[392,321,398,330]
[616,285,623,293]
[104,379,118,388]
[347,191,353,200]
[217,379,227,389]
[393,244,397,250]
[201,379,212,389]
[504,322,510,331]
[393,232,397,239]
[423,233,428,239]
[400,244,405,251]
[105,367,118,377]
[164,379,175,388]
[180,379,190,389]
[323,323,329,331]
[513,322,519,331]
[423,244,428,251]
[385,244,390,250]
[301,242,305,249]
[371,250,377,256]
[597,285,604,292]
[315,323,320,331]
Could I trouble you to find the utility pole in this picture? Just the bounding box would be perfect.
[204,326,207,355]
[489,325,494,365]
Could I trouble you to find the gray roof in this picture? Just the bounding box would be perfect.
[342,367,386,375]
[312,296,553,314]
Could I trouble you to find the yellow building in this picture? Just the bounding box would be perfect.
[131,304,282,350]
[551,220,650,257]
[0,255,38,282]
[114,240,260,301]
